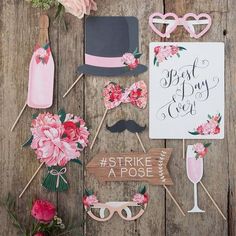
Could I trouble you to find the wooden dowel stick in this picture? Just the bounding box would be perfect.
[19,162,44,198]
[63,73,84,98]
[135,133,146,153]
[164,185,186,216]
[90,108,108,150]
[11,103,27,132]
[200,181,226,221]
[183,139,185,159]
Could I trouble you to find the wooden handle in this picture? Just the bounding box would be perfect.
[38,15,49,45]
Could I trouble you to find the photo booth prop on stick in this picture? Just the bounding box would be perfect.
[63,16,147,97]
[11,15,55,131]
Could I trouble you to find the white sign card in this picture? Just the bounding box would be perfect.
[149,42,224,139]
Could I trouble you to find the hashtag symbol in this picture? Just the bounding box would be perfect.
[100,158,107,167]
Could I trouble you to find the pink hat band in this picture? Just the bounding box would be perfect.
[85,53,125,68]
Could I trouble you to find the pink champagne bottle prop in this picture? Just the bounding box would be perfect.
[10,15,54,131]
[186,145,205,213]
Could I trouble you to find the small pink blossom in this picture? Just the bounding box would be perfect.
[193,143,208,158]
[133,193,149,204]
[83,195,98,207]
[154,46,161,54]
[171,45,179,55]
[122,53,136,65]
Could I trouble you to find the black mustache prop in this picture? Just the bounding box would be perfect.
[106,120,146,133]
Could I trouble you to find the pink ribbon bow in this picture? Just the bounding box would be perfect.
[103,80,147,110]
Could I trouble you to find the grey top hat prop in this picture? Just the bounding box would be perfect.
[77,16,147,77]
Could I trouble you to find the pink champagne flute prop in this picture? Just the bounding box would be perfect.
[186,145,205,213]
[10,15,54,131]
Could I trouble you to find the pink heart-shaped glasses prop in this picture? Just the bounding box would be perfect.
[149,12,212,39]
[182,13,212,39]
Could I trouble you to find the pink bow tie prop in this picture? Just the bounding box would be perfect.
[90,80,147,149]
[149,13,212,39]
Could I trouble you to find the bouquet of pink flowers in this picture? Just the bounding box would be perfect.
[23,109,89,192]
[5,197,72,236]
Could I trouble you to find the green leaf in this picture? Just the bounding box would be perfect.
[153,56,157,66]
[58,108,66,123]
[77,142,83,149]
[218,116,222,124]
[43,43,50,50]
[32,113,39,119]
[178,46,187,51]
[22,135,33,147]
[133,48,138,55]
[204,143,211,148]
[61,133,67,138]
[208,114,212,119]
[138,185,146,195]
[85,189,93,196]
[134,53,142,59]
[188,131,199,135]
[176,53,180,58]
[76,122,80,128]
[55,3,63,19]
[71,159,82,165]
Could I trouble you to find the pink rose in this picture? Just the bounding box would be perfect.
[31,200,56,223]
[133,193,149,204]
[214,126,220,134]
[122,53,136,65]
[128,59,139,70]
[196,125,204,134]
[58,0,97,19]
[34,232,46,236]
[83,195,98,207]
[154,46,161,54]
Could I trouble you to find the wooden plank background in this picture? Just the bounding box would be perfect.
[0,0,235,235]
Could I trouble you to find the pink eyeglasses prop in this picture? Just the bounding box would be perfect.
[149,13,212,39]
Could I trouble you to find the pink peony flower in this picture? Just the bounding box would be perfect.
[31,113,81,166]
[31,200,56,223]
[58,0,97,19]
[202,121,217,135]
[83,195,98,207]
[160,46,172,58]
[122,53,136,65]
[133,193,149,204]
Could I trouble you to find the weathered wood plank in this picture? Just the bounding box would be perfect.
[84,0,165,235]
[0,2,58,235]
[226,0,236,235]
[57,13,85,235]
[164,0,229,235]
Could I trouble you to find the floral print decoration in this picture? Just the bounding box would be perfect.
[83,189,99,211]
[189,113,222,135]
[103,80,147,110]
[153,45,186,66]
[193,142,211,159]
[35,43,51,65]
[26,109,89,167]
[132,185,149,207]
[122,48,142,70]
